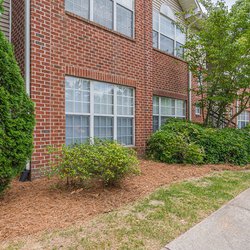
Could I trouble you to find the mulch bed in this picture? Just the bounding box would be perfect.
[0,160,245,241]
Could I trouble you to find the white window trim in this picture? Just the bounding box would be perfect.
[237,110,250,129]
[195,105,201,116]
[153,9,185,58]
[66,76,135,146]
[66,0,135,38]
[153,96,186,130]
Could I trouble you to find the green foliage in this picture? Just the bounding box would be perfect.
[199,128,249,165]
[184,0,250,127]
[147,120,249,166]
[48,140,140,186]
[0,31,35,194]
[147,121,205,164]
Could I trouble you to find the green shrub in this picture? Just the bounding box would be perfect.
[147,128,205,164]
[161,118,204,142]
[147,119,249,166]
[199,128,249,165]
[48,140,140,186]
[0,31,35,194]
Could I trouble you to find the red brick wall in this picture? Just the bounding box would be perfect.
[152,48,188,100]
[191,76,204,123]
[12,0,190,177]
[28,0,155,177]
[11,0,25,76]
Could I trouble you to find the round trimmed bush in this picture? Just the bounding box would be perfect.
[48,140,140,186]
[147,127,205,164]
[0,31,35,194]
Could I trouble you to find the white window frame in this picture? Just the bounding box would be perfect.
[237,110,250,129]
[153,96,186,131]
[153,9,186,58]
[66,76,135,146]
[65,0,135,38]
[195,104,201,116]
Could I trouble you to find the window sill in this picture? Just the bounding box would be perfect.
[153,48,187,63]
[65,11,136,43]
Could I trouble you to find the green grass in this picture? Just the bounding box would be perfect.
[3,171,250,250]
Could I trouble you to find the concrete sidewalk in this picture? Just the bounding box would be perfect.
[164,188,250,250]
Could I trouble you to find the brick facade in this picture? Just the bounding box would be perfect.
[12,0,190,177]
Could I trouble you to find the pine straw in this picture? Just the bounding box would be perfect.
[0,160,245,241]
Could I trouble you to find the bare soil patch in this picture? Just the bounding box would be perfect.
[0,161,244,241]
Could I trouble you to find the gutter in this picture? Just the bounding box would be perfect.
[9,0,12,42]
[20,0,31,181]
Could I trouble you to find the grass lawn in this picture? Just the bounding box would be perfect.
[3,170,250,250]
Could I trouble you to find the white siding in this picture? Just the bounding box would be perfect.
[0,0,11,40]
[153,0,185,24]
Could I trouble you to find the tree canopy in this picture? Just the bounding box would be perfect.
[184,0,250,127]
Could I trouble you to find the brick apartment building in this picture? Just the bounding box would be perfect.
[0,0,249,177]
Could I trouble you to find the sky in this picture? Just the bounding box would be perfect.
[212,0,237,9]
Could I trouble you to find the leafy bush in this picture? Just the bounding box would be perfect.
[48,140,140,186]
[147,128,205,164]
[0,31,35,194]
[199,128,249,165]
[147,119,249,166]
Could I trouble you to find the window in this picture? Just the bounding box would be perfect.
[65,0,134,37]
[238,111,249,129]
[65,76,135,146]
[153,96,186,131]
[195,104,201,116]
[153,6,186,58]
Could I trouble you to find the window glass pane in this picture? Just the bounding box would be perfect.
[153,96,159,115]
[94,116,114,140]
[176,100,186,117]
[161,116,169,126]
[117,86,134,116]
[238,111,250,129]
[66,115,90,145]
[65,77,90,114]
[153,31,158,48]
[195,105,201,115]
[117,0,133,10]
[176,27,186,44]
[117,4,133,37]
[160,15,174,39]
[117,117,133,145]
[65,0,89,19]
[176,42,184,58]
[93,0,113,29]
[161,97,174,116]
[94,82,114,115]
[153,116,159,132]
[153,10,159,31]
[160,34,174,55]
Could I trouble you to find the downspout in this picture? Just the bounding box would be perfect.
[20,0,31,181]
[9,0,12,42]
[25,0,31,97]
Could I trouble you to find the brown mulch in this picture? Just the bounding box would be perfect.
[0,160,245,241]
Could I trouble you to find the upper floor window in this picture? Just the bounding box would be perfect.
[65,0,134,38]
[153,4,186,58]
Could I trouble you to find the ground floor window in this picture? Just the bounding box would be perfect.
[65,76,135,146]
[195,104,201,116]
[238,111,249,129]
[153,96,186,131]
